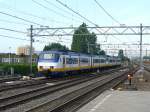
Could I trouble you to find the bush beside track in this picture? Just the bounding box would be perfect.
[0,64,37,76]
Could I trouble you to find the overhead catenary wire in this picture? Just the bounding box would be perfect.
[32,0,82,23]
[0,27,27,34]
[0,3,71,25]
[0,34,50,44]
[0,32,71,44]
[37,35,72,43]
[55,0,122,43]
[55,0,96,26]
[55,0,108,42]
[43,0,74,16]
[0,34,30,41]
[94,0,134,42]
[0,11,42,26]
[94,0,123,42]
[26,0,122,44]
[0,19,29,26]
[43,0,80,20]
[94,0,121,25]
[33,33,130,36]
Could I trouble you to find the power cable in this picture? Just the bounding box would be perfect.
[0,19,29,26]
[94,0,123,42]
[56,0,120,45]
[91,0,124,42]
[94,0,121,25]
[43,0,80,20]
[0,34,49,44]
[56,0,96,25]
[38,35,72,43]
[0,27,27,34]
[0,11,42,26]
[55,0,122,43]
[0,34,30,41]
[32,0,82,23]
[0,3,71,25]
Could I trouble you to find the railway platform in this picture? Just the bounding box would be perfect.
[77,68,150,112]
[77,90,150,112]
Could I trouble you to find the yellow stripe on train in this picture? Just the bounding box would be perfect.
[38,64,117,72]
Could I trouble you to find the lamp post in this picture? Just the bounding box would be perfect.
[8,47,14,76]
[9,47,11,64]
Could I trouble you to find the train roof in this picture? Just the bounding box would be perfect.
[40,50,90,56]
[40,50,118,58]
[40,50,67,54]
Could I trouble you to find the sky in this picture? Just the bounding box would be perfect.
[0,0,150,57]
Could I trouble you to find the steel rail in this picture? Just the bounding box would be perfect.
[26,68,138,112]
[0,68,124,111]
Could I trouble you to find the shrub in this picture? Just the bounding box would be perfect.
[0,64,37,76]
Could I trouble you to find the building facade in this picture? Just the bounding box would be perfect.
[17,45,35,56]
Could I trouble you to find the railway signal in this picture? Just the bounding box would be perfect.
[128,74,133,85]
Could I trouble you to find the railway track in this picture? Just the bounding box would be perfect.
[144,66,150,72]
[50,67,139,112]
[0,73,106,92]
[26,68,137,112]
[0,77,59,92]
[0,71,118,111]
[0,67,131,112]
[0,76,21,83]
[0,67,124,92]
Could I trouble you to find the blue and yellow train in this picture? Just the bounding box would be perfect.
[37,50,121,77]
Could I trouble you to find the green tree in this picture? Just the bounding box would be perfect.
[118,49,130,62]
[99,50,106,55]
[71,23,89,53]
[43,43,69,51]
[71,23,99,54]
[87,32,100,55]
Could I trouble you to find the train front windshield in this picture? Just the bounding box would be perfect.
[39,53,60,60]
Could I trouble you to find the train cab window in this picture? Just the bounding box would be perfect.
[39,53,60,60]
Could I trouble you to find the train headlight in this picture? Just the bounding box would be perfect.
[39,66,43,69]
[38,66,43,71]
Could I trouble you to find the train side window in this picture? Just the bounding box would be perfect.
[93,59,99,63]
[66,58,78,64]
[66,58,71,64]
[72,58,78,64]
[100,59,105,63]
[80,58,88,63]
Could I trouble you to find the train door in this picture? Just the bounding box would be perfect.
[78,56,80,67]
[68,55,71,68]
[90,56,93,68]
[62,55,65,68]
[99,56,101,71]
